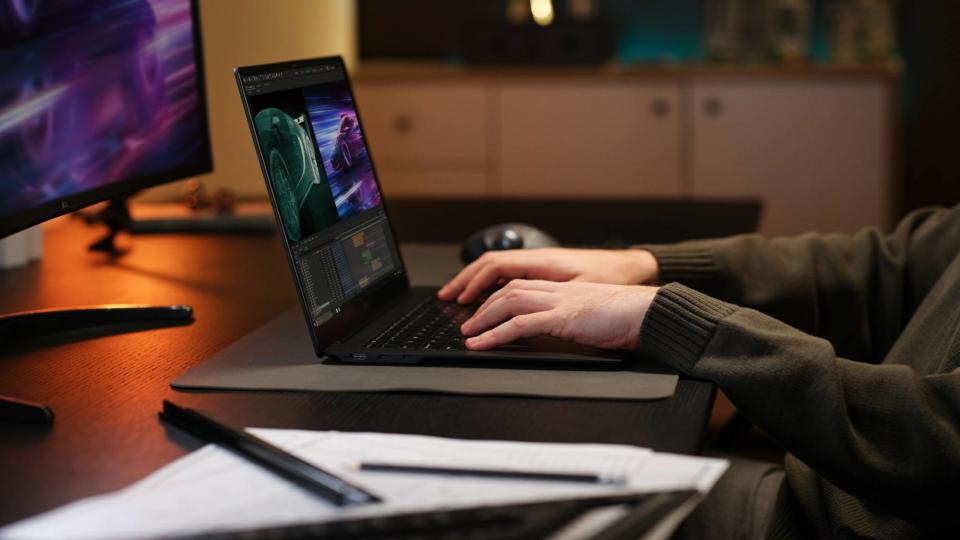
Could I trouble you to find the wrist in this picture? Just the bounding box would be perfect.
[627,285,661,350]
[635,283,737,371]
[625,249,659,284]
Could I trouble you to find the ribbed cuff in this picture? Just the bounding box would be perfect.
[637,283,737,373]
[642,245,721,285]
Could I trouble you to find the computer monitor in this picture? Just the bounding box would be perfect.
[0,0,212,423]
[0,0,213,242]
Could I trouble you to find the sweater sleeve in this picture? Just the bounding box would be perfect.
[637,283,960,530]
[643,205,960,363]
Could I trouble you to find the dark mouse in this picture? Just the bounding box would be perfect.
[460,223,559,264]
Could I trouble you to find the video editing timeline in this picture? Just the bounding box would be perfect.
[295,213,398,326]
[343,222,393,289]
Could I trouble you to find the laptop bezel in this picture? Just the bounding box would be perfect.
[235,55,414,354]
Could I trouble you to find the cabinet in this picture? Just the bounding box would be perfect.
[691,81,890,235]
[353,83,489,196]
[353,66,896,235]
[497,83,681,197]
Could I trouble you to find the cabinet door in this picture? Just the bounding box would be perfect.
[496,83,681,197]
[353,83,489,196]
[353,83,487,161]
[691,80,890,235]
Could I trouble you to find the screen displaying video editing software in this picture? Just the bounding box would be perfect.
[242,61,403,327]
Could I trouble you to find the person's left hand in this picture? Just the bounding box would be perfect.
[459,279,660,351]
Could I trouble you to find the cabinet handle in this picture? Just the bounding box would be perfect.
[392,114,413,134]
[650,98,671,118]
[703,98,723,117]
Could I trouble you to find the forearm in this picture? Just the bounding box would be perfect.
[637,283,960,527]
[643,230,903,346]
[641,206,960,361]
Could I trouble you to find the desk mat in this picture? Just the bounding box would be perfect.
[173,307,677,400]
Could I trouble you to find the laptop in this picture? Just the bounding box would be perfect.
[235,56,625,366]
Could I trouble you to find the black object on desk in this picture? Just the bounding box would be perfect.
[0,304,195,343]
[0,395,54,424]
[159,400,380,506]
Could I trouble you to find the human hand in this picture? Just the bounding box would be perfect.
[459,279,660,351]
[438,248,659,304]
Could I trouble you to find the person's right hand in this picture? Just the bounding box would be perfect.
[437,247,659,304]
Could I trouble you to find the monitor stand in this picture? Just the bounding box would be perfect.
[81,197,275,257]
[0,304,194,424]
[85,197,133,256]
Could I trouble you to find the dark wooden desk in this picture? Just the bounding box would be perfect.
[0,218,715,525]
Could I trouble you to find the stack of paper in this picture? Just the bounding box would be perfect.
[0,430,728,540]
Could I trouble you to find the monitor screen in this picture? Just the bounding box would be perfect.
[239,59,404,329]
[0,0,212,237]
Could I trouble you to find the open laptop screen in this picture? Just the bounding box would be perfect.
[238,58,404,330]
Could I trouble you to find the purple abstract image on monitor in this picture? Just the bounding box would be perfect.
[303,80,382,220]
[0,0,208,220]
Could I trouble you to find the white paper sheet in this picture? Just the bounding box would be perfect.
[0,429,728,540]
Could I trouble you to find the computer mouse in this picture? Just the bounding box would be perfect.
[460,223,560,264]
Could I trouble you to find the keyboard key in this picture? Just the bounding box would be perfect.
[366,298,474,352]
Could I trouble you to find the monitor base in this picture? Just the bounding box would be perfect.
[0,395,54,424]
[80,198,275,256]
[0,304,194,424]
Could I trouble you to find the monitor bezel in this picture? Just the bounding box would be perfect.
[0,0,214,239]
[235,56,413,354]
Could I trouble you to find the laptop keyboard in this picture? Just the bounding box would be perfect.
[366,297,475,351]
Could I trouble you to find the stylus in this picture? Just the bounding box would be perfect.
[159,400,380,506]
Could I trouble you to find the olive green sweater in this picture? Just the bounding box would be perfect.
[638,205,960,539]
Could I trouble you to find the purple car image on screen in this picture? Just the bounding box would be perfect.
[0,0,206,216]
[303,80,382,220]
[330,114,362,173]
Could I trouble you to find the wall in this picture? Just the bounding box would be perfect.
[141,0,356,201]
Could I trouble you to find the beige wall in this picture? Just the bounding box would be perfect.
[141,0,356,201]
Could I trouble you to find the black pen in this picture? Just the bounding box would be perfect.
[358,462,627,485]
[159,400,380,506]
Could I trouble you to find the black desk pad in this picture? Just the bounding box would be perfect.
[173,307,678,401]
